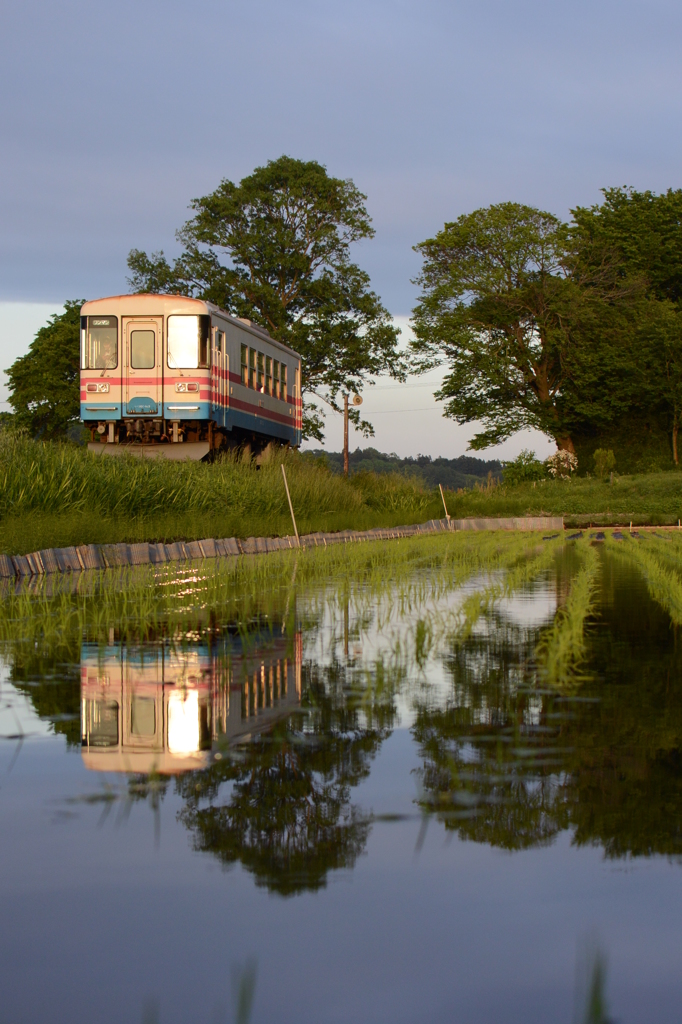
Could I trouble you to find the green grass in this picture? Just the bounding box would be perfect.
[536,543,600,688]
[607,531,682,624]
[0,532,555,650]
[445,471,682,526]
[0,432,442,554]
[5,430,682,555]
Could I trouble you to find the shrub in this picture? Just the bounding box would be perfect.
[546,450,578,479]
[502,449,547,486]
[593,449,616,479]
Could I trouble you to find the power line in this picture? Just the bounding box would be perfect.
[363,406,443,414]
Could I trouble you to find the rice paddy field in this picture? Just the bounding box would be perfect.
[3,432,682,553]
[1,529,682,1022]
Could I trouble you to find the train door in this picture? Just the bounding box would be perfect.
[211,327,229,418]
[123,317,162,417]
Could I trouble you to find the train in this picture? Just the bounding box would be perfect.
[80,293,303,459]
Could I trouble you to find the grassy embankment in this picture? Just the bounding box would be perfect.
[445,471,682,527]
[3,432,682,554]
[0,433,442,555]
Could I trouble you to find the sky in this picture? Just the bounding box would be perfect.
[2,0,681,458]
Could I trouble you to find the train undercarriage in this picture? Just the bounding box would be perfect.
[87,419,285,460]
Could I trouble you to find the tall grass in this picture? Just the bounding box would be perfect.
[0,432,442,553]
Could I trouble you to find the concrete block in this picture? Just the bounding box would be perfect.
[11,554,32,576]
[198,538,217,559]
[77,545,105,570]
[37,549,60,574]
[164,542,187,561]
[129,543,151,565]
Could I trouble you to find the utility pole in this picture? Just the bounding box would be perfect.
[343,393,349,477]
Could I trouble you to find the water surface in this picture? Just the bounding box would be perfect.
[1,535,681,1023]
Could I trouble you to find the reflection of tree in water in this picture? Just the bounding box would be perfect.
[179,657,397,895]
[414,615,567,850]
[414,560,682,860]
[4,642,82,746]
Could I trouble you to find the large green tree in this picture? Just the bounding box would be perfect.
[5,301,83,439]
[570,188,682,464]
[410,203,582,452]
[127,156,403,441]
[409,200,654,459]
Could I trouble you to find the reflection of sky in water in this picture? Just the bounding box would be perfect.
[0,655,54,740]
[299,570,557,730]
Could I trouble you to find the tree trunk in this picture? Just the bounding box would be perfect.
[555,436,576,454]
[673,413,679,466]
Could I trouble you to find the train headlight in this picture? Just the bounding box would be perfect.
[86,383,110,393]
[175,382,199,393]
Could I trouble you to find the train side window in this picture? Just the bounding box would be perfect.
[241,345,248,385]
[216,330,224,353]
[280,364,287,400]
[265,356,272,395]
[131,330,155,369]
[85,316,117,369]
[249,348,256,388]
[273,360,279,397]
[257,352,264,392]
[199,316,210,367]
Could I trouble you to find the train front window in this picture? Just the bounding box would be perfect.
[131,330,155,369]
[84,316,117,369]
[167,315,211,369]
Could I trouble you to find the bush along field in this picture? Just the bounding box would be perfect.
[3,434,682,555]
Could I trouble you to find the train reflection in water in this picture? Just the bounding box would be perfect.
[81,632,302,774]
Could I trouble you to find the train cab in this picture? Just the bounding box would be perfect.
[80,294,302,459]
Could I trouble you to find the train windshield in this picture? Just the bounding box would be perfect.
[83,316,117,369]
[167,315,210,369]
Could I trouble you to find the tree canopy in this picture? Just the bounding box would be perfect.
[4,301,83,440]
[410,203,581,451]
[569,188,682,464]
[411,189,682,468]
[128,155,403,441]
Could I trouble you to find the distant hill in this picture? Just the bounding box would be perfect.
[304,447,502,490]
